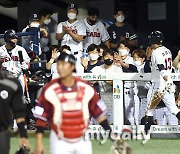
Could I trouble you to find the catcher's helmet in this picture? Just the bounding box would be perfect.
[57,51,76,65]
[4,29,18,43]
[148,31,164,45]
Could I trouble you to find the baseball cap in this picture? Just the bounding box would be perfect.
[67,3,78,11]
[29,13,40,21]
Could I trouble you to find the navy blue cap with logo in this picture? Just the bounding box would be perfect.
[67,3,78,12]
[29,13,40,21]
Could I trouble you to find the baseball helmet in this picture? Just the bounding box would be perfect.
[4,29,18,43]
[57,52,76,65]
[148,31,164,45]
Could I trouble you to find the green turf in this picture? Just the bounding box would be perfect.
[10,136,180,154]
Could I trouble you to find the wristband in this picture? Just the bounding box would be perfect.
[99,119,111,131]
[36,126,45,134]
[17,122,28,138]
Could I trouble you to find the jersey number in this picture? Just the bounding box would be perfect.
[165,58,172,70]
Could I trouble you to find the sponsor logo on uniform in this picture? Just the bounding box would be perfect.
[114,85,120,94]
[0,90,8,99]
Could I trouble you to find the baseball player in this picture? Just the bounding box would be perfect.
[33,52,112,154]
[143,31,180,142]
[0,59,30,154]
[81,7,110,52]
[0,30,30,92]
[56,3,86,73]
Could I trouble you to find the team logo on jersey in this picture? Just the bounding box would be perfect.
[72,27,77,34]
[71,3,74,8]
[112,31,116,39]
[0,90,8,99]
[126,32,129,38]
[87,32,100,37]
[1,56,19,62]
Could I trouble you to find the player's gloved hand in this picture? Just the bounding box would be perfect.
[19,62,29,70]
[111,139,132,154]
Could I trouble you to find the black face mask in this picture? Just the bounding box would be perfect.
[98,56,103,61]
[104,59,113,66]
[89,19,97,25]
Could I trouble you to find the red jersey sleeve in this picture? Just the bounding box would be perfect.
[88,90,108,120]
[34,88,50,128]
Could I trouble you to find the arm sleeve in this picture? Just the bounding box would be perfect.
[22,47,30,63]
[157,64,165,71]
[152,50,164,66]
[129,64,138,72]
[89,91,108,120]
[11,80,26,119]
[128,25,137,40]
[57,23,63,33]
[34,88,50,128]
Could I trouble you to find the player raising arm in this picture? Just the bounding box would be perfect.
[55,3,86,73]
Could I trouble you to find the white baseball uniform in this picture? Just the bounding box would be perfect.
[56,20,86,73]
[146,46,180,117]
[0,45,30,92]
[81,19,110,52]
[134,63,150,124]
[154,106,178,125]
[123,56,137,125]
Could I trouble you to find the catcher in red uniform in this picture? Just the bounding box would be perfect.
[33,52,115,154]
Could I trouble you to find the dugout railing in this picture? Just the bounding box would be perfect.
[76,73,180,139]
